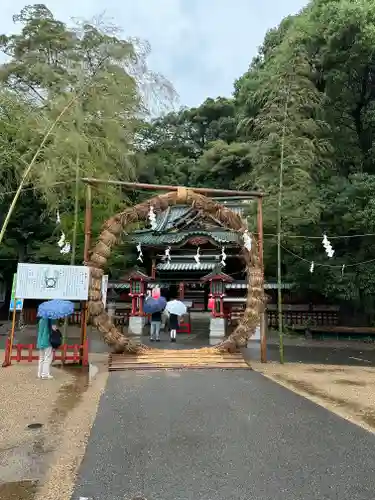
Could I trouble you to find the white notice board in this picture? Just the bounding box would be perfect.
[15,263,90,300]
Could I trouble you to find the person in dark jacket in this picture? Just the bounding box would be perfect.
[150,310,162,341]
[169,313,179,343]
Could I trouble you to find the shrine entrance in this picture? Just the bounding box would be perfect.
[83,179,266,364]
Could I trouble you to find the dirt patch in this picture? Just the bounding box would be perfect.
[253,362,375,433]
[0,363,74,458]
[334,378,366,386]
[0,480,38,500]
[308,367,346,373]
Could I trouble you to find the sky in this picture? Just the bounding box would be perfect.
[1,0,308,109]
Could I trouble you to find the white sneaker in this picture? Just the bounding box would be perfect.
[41,375,54,380]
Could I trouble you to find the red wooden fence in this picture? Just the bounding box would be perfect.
[3,338,89,366]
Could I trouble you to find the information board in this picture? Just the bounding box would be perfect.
[9,273,24,311]
[15,263,90,300]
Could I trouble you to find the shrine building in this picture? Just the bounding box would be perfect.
[107,197,259,342]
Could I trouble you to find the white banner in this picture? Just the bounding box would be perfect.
[15,263,90,300]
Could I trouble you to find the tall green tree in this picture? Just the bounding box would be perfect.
[0,4,173,269]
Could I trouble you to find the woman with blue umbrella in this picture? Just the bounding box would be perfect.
[144,292,166,342]
[36,299,74,379]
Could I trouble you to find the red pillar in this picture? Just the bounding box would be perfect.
[131,296,137,315]
[219,297,224,317]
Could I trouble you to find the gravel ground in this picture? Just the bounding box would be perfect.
[253,362,375,433]
[0,353,108,500]
[72,369,375,500]
[0,362,74,475]
[34,369,108,500]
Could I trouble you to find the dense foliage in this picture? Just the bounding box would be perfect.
[2,1,375,321]
[0,4,173,281]
[137,0,375,322]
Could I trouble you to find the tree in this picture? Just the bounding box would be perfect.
[0,4,173,270]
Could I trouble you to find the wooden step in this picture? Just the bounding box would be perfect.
[108,349,250,371]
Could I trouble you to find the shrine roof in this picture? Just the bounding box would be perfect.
[156,261,216,272]
[133,229,241,245]
[132,198,249,247]
[152,203,244,232]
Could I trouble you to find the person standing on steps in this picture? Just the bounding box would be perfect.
[37,317,55,379]
[165,296,187,343]
[150,309,162,342]
[169,312,179,343]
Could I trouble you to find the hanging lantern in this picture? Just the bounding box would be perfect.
[207,297,215,310]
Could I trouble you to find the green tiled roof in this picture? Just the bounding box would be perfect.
[157,262,216,271]
[133,230,241,245]
[152,203,245,232]
[131,199,248,247]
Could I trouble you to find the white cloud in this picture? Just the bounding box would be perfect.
[1,0,308,108]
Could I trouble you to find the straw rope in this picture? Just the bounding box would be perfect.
[86,190,264,354]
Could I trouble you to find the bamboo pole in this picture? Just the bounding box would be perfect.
[80,183,92,364]
[62,154,80,344]
[82,178,263,198]
[71,155,80,266]
[257,197,267,363]
[277,96,289,365]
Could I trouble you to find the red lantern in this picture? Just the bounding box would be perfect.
[207,297,215,310]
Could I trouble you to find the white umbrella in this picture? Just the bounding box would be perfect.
[165,299,187,316]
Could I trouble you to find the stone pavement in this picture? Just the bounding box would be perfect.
[71,369,375,500]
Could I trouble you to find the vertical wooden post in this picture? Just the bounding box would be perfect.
[3,302,17,367]
[151,257,156,280]
[257,196,267,363]
[80,183,92,365]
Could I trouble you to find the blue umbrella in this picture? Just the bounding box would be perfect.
[37,299,75,319]
[143,296,166,314]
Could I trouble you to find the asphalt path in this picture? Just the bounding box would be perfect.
[247,343,375,366]
[72,369,375,500]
